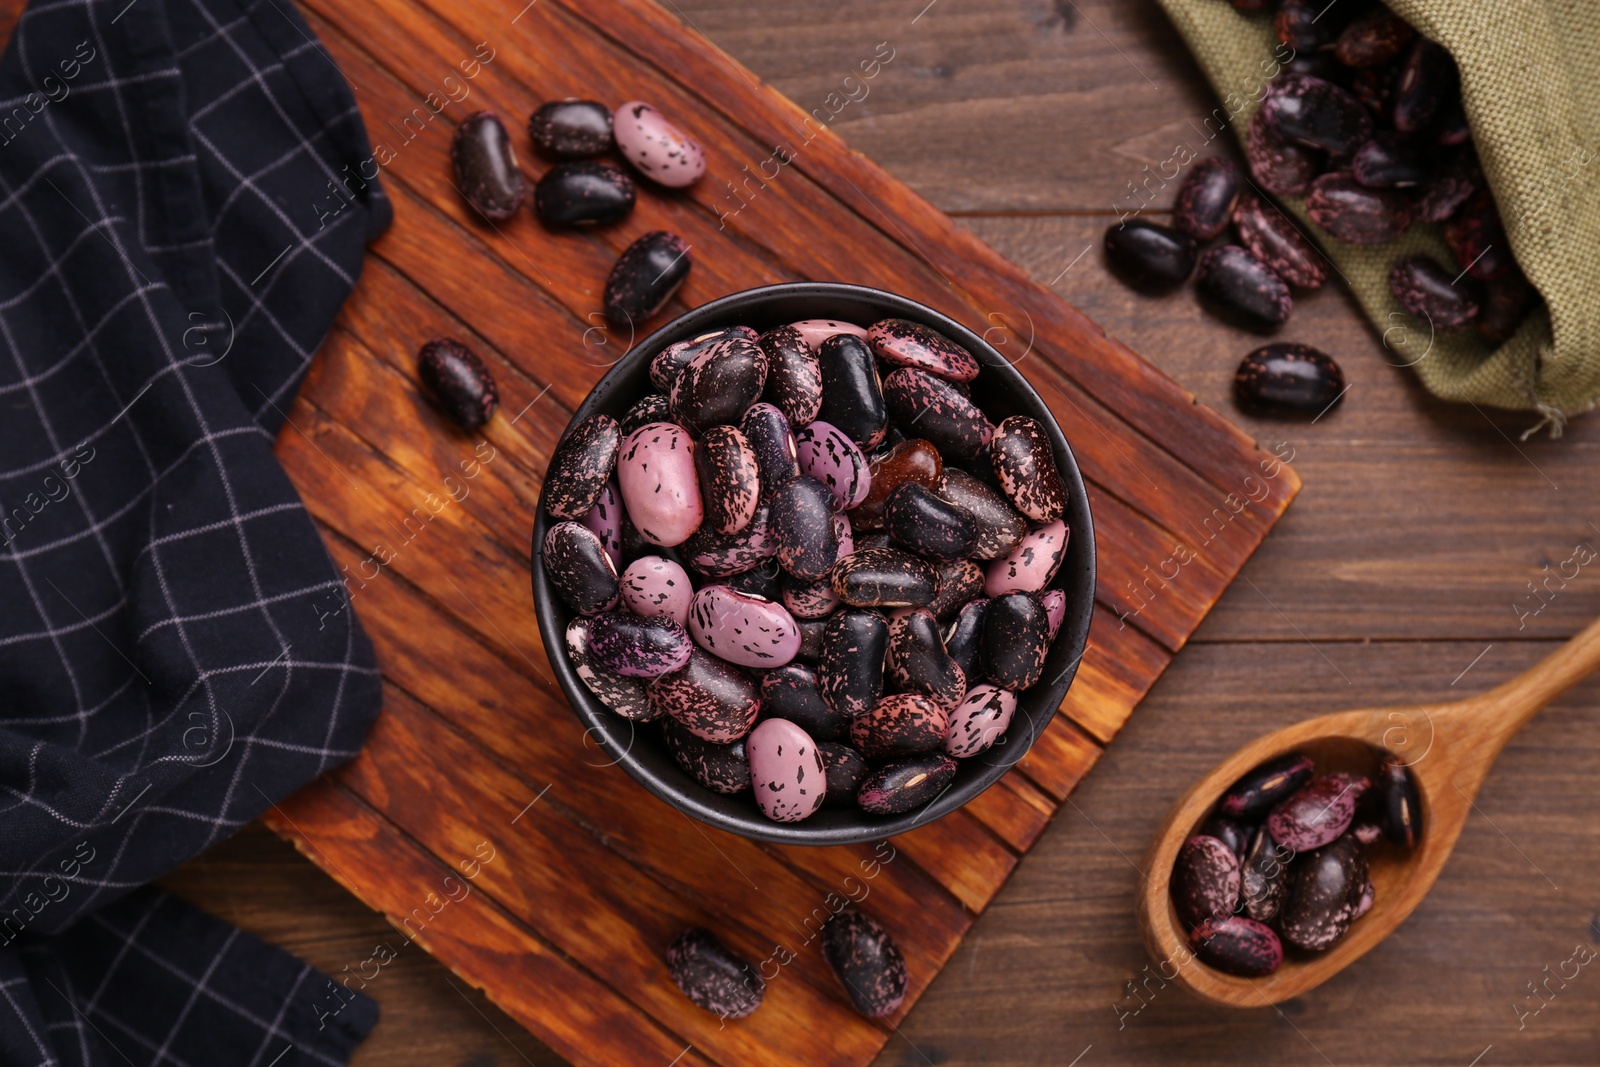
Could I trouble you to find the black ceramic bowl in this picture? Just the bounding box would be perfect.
[532,282,1094,845]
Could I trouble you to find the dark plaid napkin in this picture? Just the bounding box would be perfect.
[0,0,389,1062]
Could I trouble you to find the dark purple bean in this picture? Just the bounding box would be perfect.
[1199,816,1251,861]
[694,425,760,535]
[1334,10,1416,67]
[543,521,620,615]
[1191,916,1282,978]
[620,393,671,435]
[1393,38,1458,133]
[566,617,656,722]
[1388,254,1480,331]
[885,482,976,561]
[989,415,1066,523]
[1377,753,1423,848]
[418,338,498,431]
[1278,835,1368,951]
[1173,157,1242,242]
[831,548,939,609]
[1172,834,1241,930]
[867,319,981,383]
[1247,108,1321,197]
[1306,172,1413,244]
[648,647,761,743]
[856,753,958,815]
[1442,190,1513,282]
[1351,131,1434,189]
[529,99,614,159]
[1218,751,1314,819]
[664,721,750,794]
[1268,773,1372,851]
[758,324,824,426]
[818,742,868,807]
[670,334,768,434]
[881,368,993,461]
[850,692,948,760]
[649,326,757,393]
[604,230,691,328]
[1233,195,1327,290]
[925,558,985,623]
[1240,824,1291,923]
[545,414,621,520]
[934,468,1026,561]
[683,505,776,578]
[666,928,764,1018]
[887,609,966,710]
[1416,148,1481,223]
[588,611,692,678]
[943,598,987,682]
[980,592,1051,691]
[741,403,800,503]
[1234,343,1346,418]
[820,907,908,1018]
[1196,245,1292,328]
[534,161,635,226]
[818,609,889,717]
[816,334,888,450]
[1260,74,1372,156]
[1103,219,1198,294]
[770,476,841,581]
[451,111,525,221]
[1478,270,1538,344]
[759,663,848,741]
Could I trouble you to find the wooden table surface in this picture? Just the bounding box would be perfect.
[159,2,1600,1064]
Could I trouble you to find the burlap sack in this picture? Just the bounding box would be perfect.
[1155,0,1600,436]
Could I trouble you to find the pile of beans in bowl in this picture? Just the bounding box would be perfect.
[1171,746,1422,976]
[541,316,1074,825]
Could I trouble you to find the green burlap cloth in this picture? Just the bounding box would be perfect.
[1156,0,1600,436]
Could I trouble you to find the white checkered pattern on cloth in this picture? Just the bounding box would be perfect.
[0,0,389,1062]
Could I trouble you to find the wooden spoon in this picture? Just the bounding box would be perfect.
[1137,613,1600,1007]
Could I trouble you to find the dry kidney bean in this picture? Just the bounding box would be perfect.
[544,414,620,520]
[1232,195,1327,290]
[821,907,908,1018]
[533,161,635,227]
[1278,834,1368,951]
[664,720,750,795]
[1191,916,1283,978]
[831,547,939,609]
[613,101,706,188]
[758,324,824,426]
[450,111,525,221]
[1173,157,1242,241]
[1306,172,1413,245]
[1388,254,1480,330]
[1247,108,1321,197]
[1261,74,1373,156]
[544,522,620,615]
[1335,10,1415,67]
[886,609,967,710]
[1102,219,1198,294]
[881,368,993,461]
[867,319,981,382]
[853,438,942,532]
[759,664,846,741]
[1376,754,1423,848]
[1351,131,1433,189]
[1196,245,1293,328]
[1392,38,1457,133]
[528,99,613,159]
[604,231,691,328]
[1218,752,1315,819]
[856,753,958,814]
[1442,190,1513,282]
[667,928,763,1018]
[417,338,498,431]
[1173,834,1240,930]
[1233,343,1346,417]
[816,334,888,449]
[818,741,868,807]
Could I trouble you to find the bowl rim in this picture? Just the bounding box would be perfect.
[532,281,1096,845]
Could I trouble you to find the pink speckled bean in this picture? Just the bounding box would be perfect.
[747,718,826,822]
[612,101,705,188]
[984,519,1068,596]
[687,585,800,669]
[618,422,702,547]
[620,556,692,626]
[943,684,1017,758]
[789,318,868,351]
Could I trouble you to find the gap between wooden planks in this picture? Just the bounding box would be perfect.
[260,0,1301,1064]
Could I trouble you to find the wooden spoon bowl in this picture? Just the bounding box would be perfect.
[1137,614,1600,1007]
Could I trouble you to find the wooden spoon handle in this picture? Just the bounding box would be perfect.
[1474,612,1600,741]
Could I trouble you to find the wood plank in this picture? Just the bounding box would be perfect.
[261,782,718,1067]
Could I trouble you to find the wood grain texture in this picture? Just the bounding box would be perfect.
[142,1,1600,1065]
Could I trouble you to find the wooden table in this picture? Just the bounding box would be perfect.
[159,1,1600,1064]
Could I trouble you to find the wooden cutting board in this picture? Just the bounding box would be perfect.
[257,0,1301,1063]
